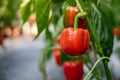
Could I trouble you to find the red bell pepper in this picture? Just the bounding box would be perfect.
[53,48,61,66]
[113,27,120,37]
[63,61,83,80]
[60,27,90,56]
[64,6,87,29]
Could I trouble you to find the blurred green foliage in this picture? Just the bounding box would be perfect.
[0,0,21,28]
[112,0,120,26]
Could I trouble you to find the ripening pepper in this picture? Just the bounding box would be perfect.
[63,61,83,80]
[64,6,87,29]
[113,27,120,37]
[60,27,90,56]
[53,48,61,65]
[55,35,61,45]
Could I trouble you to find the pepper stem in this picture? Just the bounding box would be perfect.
[76,0,84,13]
[74,12,87,29]
[84,57,109,80]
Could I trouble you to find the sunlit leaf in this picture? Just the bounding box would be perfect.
[35,0,51,38]
[20,0,31,25]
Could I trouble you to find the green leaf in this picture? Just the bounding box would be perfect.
[60,51,71,64]
[35,0,51,38]
[60,51,90,64]
[52,0,65,4]
[53,16,64,38]
[61,1,69,14]
[45,26,53,43]
[98,2,114,57]
[20,0,31,25]
[89,1,114,57]
[112,0,120,26]
[61,0,76,14]
[50,0,64,25]
[67,0,76,6]
[0,0,20,27]
[77,54,90,64]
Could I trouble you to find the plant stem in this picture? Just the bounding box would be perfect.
[76,0,84,12]
[74,14,79,29]
[84,57,109,80]
[102,60,112,80]
[74,12,87,29]
[39,52,47,80]
[86,53,101,80]
[75,0,112,80]
[86,15,112,80]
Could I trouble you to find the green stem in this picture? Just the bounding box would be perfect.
[86,53,101,80]
[43,46,61,51]
[87,16,112,80]
[74,14,79,29]
[39,53,47,80]
[75,0,112,80]
[84,57,109,80]
[74,12,87,29]
[102,60,112,80]
[75,0,84,12]
[86,13,112,80]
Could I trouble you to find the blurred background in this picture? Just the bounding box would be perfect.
[0,0,65,80]
[0,0,120,80]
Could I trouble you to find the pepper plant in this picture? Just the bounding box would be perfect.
[20,0,120,80]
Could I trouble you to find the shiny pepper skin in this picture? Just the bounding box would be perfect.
[53,48,61,65]
[63,61,83,80]
[64,6,87,29]
[60,27,90,56]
